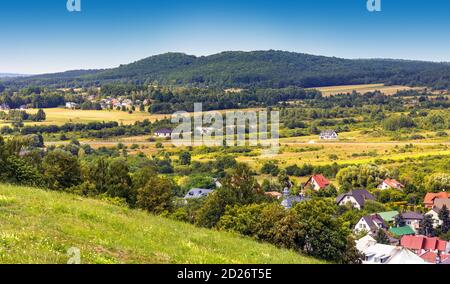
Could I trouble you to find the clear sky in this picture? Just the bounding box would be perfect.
[1,0,449,74]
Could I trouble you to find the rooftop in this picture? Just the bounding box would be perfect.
[389,226,415,237]
[377,211,399,223]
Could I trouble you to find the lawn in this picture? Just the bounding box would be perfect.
[0,183,323,264]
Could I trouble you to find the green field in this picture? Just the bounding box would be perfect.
[0,183,323,264]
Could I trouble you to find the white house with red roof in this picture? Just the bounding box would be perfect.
[305,174,331,191]
[378,178,405,190]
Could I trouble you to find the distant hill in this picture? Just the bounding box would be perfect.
[7,50,450,89]
[0,73,29,78]
[0,183,323,264]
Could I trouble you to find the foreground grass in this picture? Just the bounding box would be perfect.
[0,184,323,264]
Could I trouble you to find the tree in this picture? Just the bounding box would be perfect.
[105,158,134,204]
[179,151,192,165]
[34,109,46,121]
[341,236,363,264]
[196,164,265,228]
[425,173,450,192]
[395,214,406,227]
[42,150,81,190]
[364,200,388,214]
[137,175,175,214]
[261,161,280,176]
[419,214,435,237]
[293,199,356,263]
[375,229,390,245]
[439,205,450,234]
[336,164,389,191]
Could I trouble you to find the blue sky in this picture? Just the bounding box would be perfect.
[1,0,450,74]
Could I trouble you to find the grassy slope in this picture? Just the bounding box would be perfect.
[0,184,323,264]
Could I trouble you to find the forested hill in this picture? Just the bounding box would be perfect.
[7,50,450,89]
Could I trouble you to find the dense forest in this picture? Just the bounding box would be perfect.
[5,50,450,89]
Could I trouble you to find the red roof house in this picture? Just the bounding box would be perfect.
[400,235,448,254]
[305,174,331,191]
[378,178,405,190]
[424,192,450,209]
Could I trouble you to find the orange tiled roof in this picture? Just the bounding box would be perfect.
[424,192,450,206]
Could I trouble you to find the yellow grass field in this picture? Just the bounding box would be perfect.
[309,84,422,97]
[0,107,266,127]
[26,108,171,126]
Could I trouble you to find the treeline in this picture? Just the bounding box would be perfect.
[149,86,321,113]
[0,119,174,140]
[7,51,450,90]
[0,88,65,109]
[17,121,120,135]
[0,109,46,122]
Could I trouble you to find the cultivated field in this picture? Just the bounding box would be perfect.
[309,84,422,97]
[26,108,170,126]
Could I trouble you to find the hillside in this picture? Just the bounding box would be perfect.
[0,184,323,264]
[8,50,450,89]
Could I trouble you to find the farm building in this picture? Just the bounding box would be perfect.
[154,129,172,138]
[319,130,338,140]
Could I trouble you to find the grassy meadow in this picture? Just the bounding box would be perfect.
[0,183,323,264]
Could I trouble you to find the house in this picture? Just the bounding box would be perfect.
[359,243,427,264]
[424,192,450,209]
[419,251,449,264]
[304,174,331,191]
[401,211,424,233]
[154,129,172,138]
[378,178,405,190]
[389,226,415,237]
[213,178,222,188]
[433,198,450,211]
[377,211,399,224]
[354,214,388,235]
[425,198,450,228]
[65,102,79,109]
[184,188,213,200]
[336,189,375,210]
[319,130,338,140]
[265,191,282,199]
[195,127,216,136]
[425,208,442,228]
[356,235,377,252]
[400,235,448,255]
